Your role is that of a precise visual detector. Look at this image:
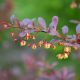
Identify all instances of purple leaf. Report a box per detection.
[72,35,76,40]
[62,25,68,34]
[19,31,26,37]
[48,27,57,36]
[20,22,24,27]
[24,29,29,33]
[28,24,33,28]
[24,29,35,33]
[15,19,20,27]
[50,16,58,30]
[10,15,15,24]
[22,19,33,27]
[50,39,60,44]
[76,24,80,34]
[38,17,46,29]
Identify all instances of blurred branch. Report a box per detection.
[0,0,13,21]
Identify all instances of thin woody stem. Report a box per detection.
[0,21,78,48]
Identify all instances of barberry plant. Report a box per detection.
[0,15,80,59]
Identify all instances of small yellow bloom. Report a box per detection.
[53,45,56,50]
[32,35,36,40]
[63,53,69,59]
[44,43,51,49]
[57,54,64,59]
[32,44,37,49]
[20,40,26,46]
[64,46,71,53]
[38,40,44,47]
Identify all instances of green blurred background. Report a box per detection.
[0,0,80,80]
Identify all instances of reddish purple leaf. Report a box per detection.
[38,17,46,29]
[22,18,33,28]
[50,16,58,30]
[19,31,26,37]
[62,25,68,34]
[48,27,57,36]
[76,24,80,34]
[10,15,15,24]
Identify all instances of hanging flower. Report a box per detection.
[26,33,31,40]
[64,46,71,53]
[32,44,37,49]
[27,43,32,47]
[58,41,65,46]
[44,42,51,49]
[20,40,26,46]
[32,35,36,40]
[53,45,56,50]
[63,53,69,59]
[57,54,64,59]
[38,40,44,47]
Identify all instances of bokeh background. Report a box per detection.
[0,0,80,80]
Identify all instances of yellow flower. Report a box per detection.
[20,40,26,46]
[44,43,51,49]
[64,46,71,53]
[57,54,64,59]
[32,44,37,49]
